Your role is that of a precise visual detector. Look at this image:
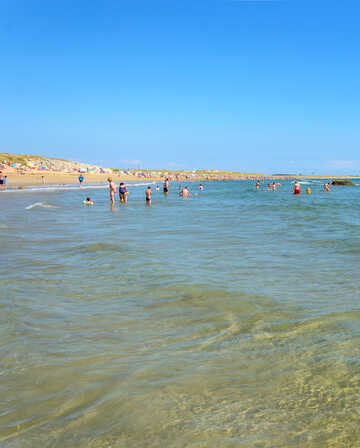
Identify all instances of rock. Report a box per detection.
[331,180,355,186]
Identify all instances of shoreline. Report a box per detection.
[2,171,360,189]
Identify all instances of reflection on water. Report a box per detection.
[1,180,360,447]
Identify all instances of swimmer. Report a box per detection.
[324,182,331,192]
[146,186,152,204]
[272,182,277,191]
[199,184,204,191]
[119,182,128,203]
[108,177,116,205]
[83,197,93,205]
[163,177,169,194]
[155,185,160,191]
[293,180,301,195]
[306,187,311,195]
[256,180,260,190]
[181,186,190,198]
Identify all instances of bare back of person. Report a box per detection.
[182,187,190,198]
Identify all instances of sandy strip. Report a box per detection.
[1,172,160,188]
[2,170,360,189]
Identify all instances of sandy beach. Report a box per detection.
[1,154,359,189]
[3,170,360,189]
[2,171,152,188]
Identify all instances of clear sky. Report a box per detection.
[1,0,359,174]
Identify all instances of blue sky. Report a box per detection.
[1,0,359,173]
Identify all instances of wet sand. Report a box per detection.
[2,172,157,188]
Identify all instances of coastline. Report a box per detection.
[2,171,360,189]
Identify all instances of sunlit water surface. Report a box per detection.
[1,180,360,447]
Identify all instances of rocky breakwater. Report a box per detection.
[331,180,355,186]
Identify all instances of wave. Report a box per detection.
[1,181,155,194]
[25,202,59,210]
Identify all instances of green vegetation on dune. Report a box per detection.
[112,167,265,177]
[2,152,264,176]
[0,153,68,164]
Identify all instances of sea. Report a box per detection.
[1,179,360,448]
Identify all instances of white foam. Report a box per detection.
[25,202,59,210]
[1,181,155,194]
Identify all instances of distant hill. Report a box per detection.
[0,152,66,165]
[0,152,101,171]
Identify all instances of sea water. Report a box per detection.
[1,180,360,447]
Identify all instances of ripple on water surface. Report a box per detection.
[1,181,360,447]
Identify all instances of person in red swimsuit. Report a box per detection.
[293,180,301,195]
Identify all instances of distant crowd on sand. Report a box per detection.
[255,179,331,194]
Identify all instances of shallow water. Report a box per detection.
[1,180,360,447]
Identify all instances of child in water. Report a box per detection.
[83,197,93,205]
[119,182,128,203]
[146,186,152,204]
[293,180,301,195]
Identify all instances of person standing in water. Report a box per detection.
[180,186,190,198]
[119,182,128,203]
[163,177,169,194]
[108,178,116,205]
[146,186,152,204]
[199,184,204,191]
[272,182,277,191]
[294,180,301,195]
[183,186,190,198]
[256,180,260,190]
[324,182,331,192]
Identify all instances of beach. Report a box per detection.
[2,171,134,188]
[2,151,360,189]
[3,168,360,190]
